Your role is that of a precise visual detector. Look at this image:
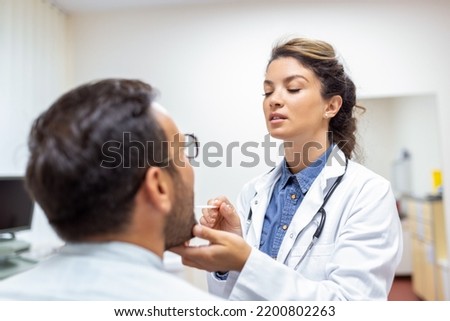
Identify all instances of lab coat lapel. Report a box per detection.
[246,164,282,248]
[277,147,347,264]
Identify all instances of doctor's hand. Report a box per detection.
[200,196,242,236]
[170,224,251,272]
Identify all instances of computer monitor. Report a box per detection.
[0,177,37,277]
[0,177,34,238]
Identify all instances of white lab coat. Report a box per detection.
[207,148,403,300]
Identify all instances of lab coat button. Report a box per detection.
[290,233,294,238]
[254,200,258,205]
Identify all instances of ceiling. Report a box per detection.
[51,0,404,14]
[51,0,249,13]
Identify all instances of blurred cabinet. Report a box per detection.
[395,218,412,275]
[407,196,448,300]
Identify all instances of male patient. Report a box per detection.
[0,79,216,300]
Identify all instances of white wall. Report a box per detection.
[357,98,396,180]
[392,96,442,196]
[0,0,68,250]
[359,95,441,198]
[0,0,69,174]
[68,0,450,259]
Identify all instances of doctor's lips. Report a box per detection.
[269,112,287,123]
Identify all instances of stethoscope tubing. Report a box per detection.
[246,158,348,270]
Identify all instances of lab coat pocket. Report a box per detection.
[286,243,335,280]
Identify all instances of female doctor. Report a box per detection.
[172,37,403,300]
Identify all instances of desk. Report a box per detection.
[0,256,37,280]
[0,239,37,280]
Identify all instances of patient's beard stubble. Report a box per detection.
[164,179,196,249]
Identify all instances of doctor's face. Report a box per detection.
[263,57,329,143]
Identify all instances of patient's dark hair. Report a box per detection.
[26,79,171,241]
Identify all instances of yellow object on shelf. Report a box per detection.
[432,169,442,194]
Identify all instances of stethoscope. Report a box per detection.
[245,158,348,270]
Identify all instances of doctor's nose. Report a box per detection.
[269,91,284,109]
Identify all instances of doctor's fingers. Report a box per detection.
[202,207,242,236]
[200,198,223,224]
[201,197,230,227]
[174,247,223,272]
[174,242,249,272]
[190,224,244,252]
[201,206,220,226]
[218,202,239,222]
[207,197,239,223]
[192,224,224,243]
[180,256,208,271]
[169,247,216,271]
[207,196,234,214]
[193,225,250,270]
[212,196,234,209]
[199,214,222,229]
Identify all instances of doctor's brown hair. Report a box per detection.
[268,37,364,159]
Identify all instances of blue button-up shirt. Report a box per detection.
[259,148,331,258]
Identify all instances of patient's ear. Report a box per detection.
[142,167,172,214]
